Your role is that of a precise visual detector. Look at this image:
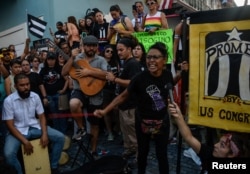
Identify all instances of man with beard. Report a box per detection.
[62,35,107,159]
[2,73,65,174]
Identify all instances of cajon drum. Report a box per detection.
[22,139,51,174]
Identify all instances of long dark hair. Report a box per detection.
[109,4,124,15]
[136,42,147,66]
[101,45,119,67]
[44,52,60,70]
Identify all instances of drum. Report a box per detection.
[21,139,51,174]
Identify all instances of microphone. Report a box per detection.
[107,65,111,85]
[167,83,174,104]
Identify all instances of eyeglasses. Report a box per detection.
[146,55,163,60]
[146,1,156,6]
[105,49,113,54]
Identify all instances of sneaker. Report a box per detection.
[72,128,86,140]
[107,133,114,141]
[122,149,136,159]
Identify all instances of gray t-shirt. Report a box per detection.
[72,53,107,105]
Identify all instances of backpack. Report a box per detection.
[115,16,129,43]
[120,16,128,31]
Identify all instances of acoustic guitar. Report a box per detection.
[45,38,106,96]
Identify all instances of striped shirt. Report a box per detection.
[144,11,161,31]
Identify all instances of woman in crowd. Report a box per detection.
[101,45,120,141]
[78,18,88,37]
[132,42,147,71]
[107,5,134,49]
[66,16,80,49]
[94,42,173,174]
[92,10,110,53]
[138,0,168,33]
[57,54,66,67]
[85,16,94,35]
[30,54,41,73]
[168,102,250,173]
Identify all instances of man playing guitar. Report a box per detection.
[62,35,107,158]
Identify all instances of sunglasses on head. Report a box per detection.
[146,1,156,6]
[105,49,113,54]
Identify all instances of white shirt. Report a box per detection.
[2,91,44,135]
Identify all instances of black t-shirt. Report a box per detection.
[54,30,67,46]
[39,66,65,95]
[104,62,119,91]
[118,58,141,110]
[127,70,174,120]
[92,22,109,43]
[27,72,43,97]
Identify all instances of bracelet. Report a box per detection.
[174,34,180,39]
[43,96,48,99]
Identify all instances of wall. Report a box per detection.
[0,0,140,49]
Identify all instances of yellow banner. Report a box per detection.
[133,29,173,64]
[189,18,250,133]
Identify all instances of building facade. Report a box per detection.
[0,0,230,55]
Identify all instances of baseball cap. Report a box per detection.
[82,35,98,45]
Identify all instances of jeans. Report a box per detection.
[4,126,65,174]
[48,94,68,134]
[135,116,170,174]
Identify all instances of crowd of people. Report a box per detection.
[0,0,249,174]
